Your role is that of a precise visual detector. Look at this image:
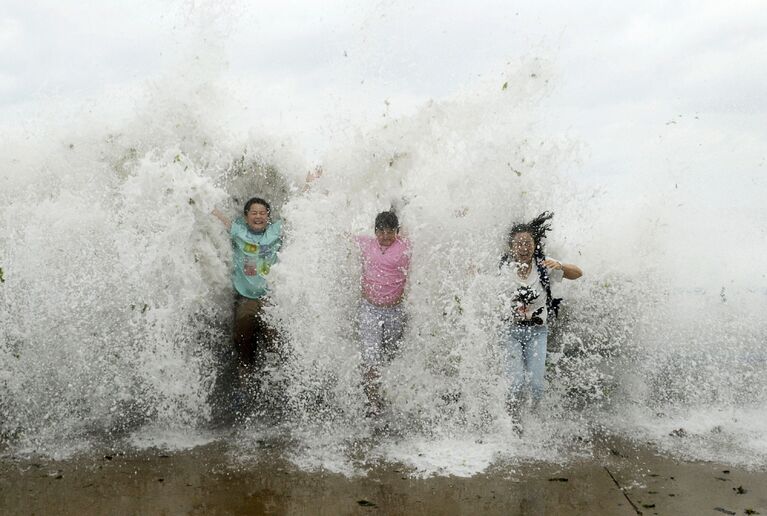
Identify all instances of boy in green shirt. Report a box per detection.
[213,197,281,370]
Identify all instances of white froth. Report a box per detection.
[1,52,766,477]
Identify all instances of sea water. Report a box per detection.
[1,54,766,475]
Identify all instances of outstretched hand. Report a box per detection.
[544,258,583,280]
[302,166,324,192]
[543,258,564,271]
[306,166,323,183]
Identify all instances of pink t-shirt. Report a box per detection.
[356,235,411,306]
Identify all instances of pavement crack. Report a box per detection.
[604,466,643,515]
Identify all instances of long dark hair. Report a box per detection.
[501,211,554,265]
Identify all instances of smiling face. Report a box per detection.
[509,231,535,264]
[375,227,398,248]
[245,202,270,232]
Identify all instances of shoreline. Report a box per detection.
[2,437,766,515]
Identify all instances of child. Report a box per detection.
[213,198,281,372]
[499,212,582,415]
[355,211,411,416]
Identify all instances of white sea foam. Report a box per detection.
[1,46,766,475]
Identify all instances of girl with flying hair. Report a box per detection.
[499,211,582,417]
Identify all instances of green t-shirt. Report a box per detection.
[230,218,283,299]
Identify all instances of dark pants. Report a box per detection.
[233,296,278,367]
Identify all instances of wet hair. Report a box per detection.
[502,211,554,263]
[243,197,271,216]
[374,211,399,231]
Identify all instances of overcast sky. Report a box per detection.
[2,1,765,204]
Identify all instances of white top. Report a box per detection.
[499,258,563,325]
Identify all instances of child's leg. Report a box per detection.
[357,300,385,415]
[233,297,263,367]
[358,300,384,365]
[380,304,406,361]
[500,325,526,409]
[521,326,548,405]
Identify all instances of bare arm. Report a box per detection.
[211,208,232,231]
[543,258,583,280]
[561,263,583,280]
[302,166,323,192]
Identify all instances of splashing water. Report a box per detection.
[1,57,766,474]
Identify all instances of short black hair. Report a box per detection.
[374,211,399,231]
[243,197,271,215]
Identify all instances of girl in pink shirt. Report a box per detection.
[355,211,411,416]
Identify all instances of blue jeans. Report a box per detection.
[500,324,548,403]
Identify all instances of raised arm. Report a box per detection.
[211,207,232,231]
[302,166,323,192]
[543,258,582,280]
